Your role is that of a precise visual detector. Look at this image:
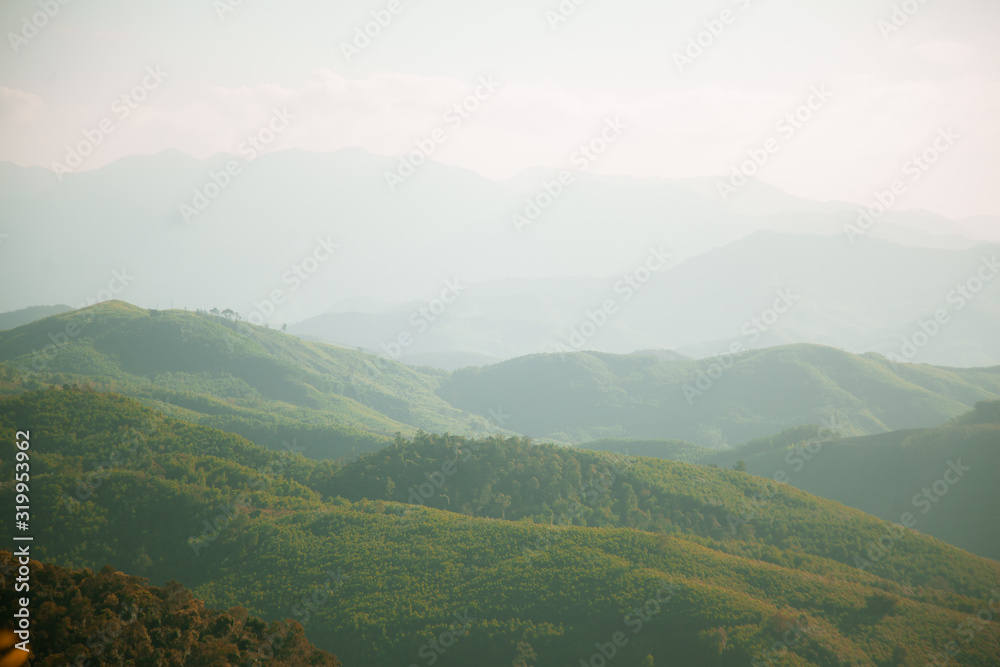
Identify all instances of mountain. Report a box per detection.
[0,302,502,459]
[0,305,73,331]
[2,149,998,341]
[582,400,1000,562]
[290,233,1000,368]
[2,388,999,666]
[4,304,1000,454]
[713,400,1000,561]
[439,345,1000,447]
[0,551,341,666]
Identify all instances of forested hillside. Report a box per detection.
[440,346,1000,446]
[0,551,341,666]
[2,388,999,666]
[4,304,999,457]
[581,401,1000,561]
[0,302,502,459]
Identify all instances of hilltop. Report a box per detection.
[0,302,501,459]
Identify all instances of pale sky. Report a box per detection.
[2,0,999,218]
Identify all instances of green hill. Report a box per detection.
[0,551,341,666]
[4,304,999,458]
[2,388,999,666]
[0,302,501,459]
[692,400,1000,562]
[439,346,1000,447]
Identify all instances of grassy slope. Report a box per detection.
[702,401,1000,562]
[439,346,1000,446]
[2,389,998,666]
[0,302,499,458]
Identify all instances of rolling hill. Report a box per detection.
[2,388,999,666]
[440,345,1000,447]
[3,303,999,455]
[581,400,1000,562]
[0,301,503,459]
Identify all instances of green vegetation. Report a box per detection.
[4,304,1000,459]
[2,388,999,666]
[697,401,1000,562]
[0,550,341,666]
[581,402,1000,562]
[578,438,714,463]
[0,302,503,459]
[440,347,1000,446]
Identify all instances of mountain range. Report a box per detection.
[2,387,999,666]
[2,150,998,367]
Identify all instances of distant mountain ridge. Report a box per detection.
[0,305,72,331]
[1,303,998,453]
[2,148,997,341]
[290,232,1000,368]
[439,345,1000,447]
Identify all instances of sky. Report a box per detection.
[1,0,999,218]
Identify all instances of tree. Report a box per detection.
[512,641,537,667]
[733,460,747,472]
